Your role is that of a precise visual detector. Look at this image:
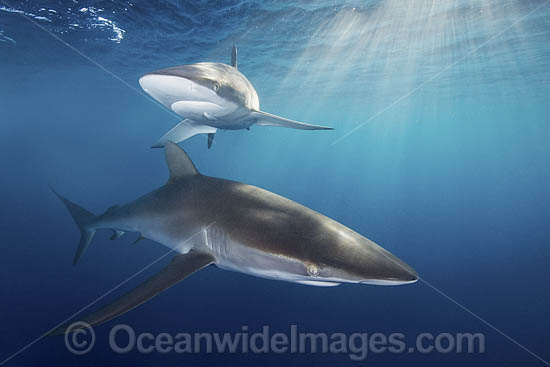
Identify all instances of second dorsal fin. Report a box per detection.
[231,45,237,69]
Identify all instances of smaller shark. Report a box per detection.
[139,46,333,148]
[50,143,417,334]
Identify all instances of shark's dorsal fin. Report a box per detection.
[231,45,237,69]
[165,142,199,182]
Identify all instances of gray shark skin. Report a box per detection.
[139,46,333,148]
[50,143,417,334]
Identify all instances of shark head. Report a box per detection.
[139,62,260,114]
[303,220,419,286]
[219,185,419,287]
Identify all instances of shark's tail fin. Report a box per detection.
[53,190,97,265]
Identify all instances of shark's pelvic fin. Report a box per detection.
[52,190,97,265]
[165,141,200,181]
[49,250,215,335]
[207,133,215,149]
[251,110,333,130]
[231,45,237,69]
[152,119,217,148]
[110,230,125,240]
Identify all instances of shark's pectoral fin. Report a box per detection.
[49,250,215,335]
[152,119,216,148]
[152,119,217,148]
[251,110,333,130]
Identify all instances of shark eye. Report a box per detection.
[213,82,220,92]
[307,264,319,277]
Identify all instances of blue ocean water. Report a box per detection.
[1,0,550,365]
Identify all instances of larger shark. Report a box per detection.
[51,143,417,334]
[139,46,333,148]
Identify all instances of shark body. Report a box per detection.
[139,46,332,148]
[52,143,417,334]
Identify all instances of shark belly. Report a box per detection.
[171,101,252,130]
[140,73,250,129]
[205,107,255,130]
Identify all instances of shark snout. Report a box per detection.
[138,74,154,94]
[139,71,213,110]
[138,73,188,93]
[365,269,419,285]
[362,249,419,285]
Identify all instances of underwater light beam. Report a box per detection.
[331,0,550,146]
[369,220,550,365]
[419,278,550,366]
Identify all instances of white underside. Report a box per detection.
[139,74,250,129]
[295,280,342,287]
[147,225,413,287]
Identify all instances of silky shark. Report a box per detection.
[51,143,417,334]
[139,46,333,148]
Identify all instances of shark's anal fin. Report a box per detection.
[231,45,237,69]
[49,250,215,335]
[133,234,146,245]
[251,110,333,130]
[152,119,217,148]
[110,230,125,240]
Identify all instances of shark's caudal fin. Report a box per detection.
[251,110,333,130]
[48,143,214,334]
[152,119,217,148]
[49,250,215,335]
[53,190,98,265]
